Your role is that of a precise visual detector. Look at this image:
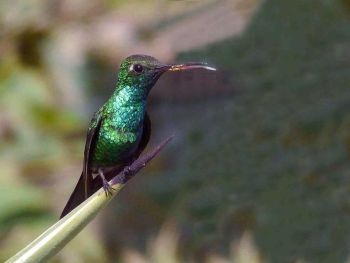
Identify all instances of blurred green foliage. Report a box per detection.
[176,0,350,262]
[105,0,350,262]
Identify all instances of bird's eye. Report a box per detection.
[130,64,144,74]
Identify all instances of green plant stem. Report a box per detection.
[6,136,173,263]
[6,185,122,263]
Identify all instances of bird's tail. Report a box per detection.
[60,172,88,219]
[60,166,123,219]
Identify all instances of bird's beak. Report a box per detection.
[156,62,216,72]
[168,62,216,72]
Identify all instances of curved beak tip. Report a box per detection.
[168,63,217,72]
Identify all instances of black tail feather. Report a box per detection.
[60,166,124,219]
[60,172,88,219]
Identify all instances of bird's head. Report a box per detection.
[117,54,216,95]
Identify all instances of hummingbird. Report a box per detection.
[60,54,216,218]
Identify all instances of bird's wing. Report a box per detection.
[60,111,103,219]
[136,111,151,156]
[83,112,103,198]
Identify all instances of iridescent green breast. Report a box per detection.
[90,86,146,168]
[91,125,142,167]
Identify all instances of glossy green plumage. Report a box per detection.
[90,86,146,167]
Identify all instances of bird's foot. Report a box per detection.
[98,169,115,197]
[102,181,114,197]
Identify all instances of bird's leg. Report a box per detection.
[98,168,114,196]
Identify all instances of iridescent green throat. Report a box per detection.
[106,84,146,131]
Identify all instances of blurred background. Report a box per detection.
[1,0,350,262]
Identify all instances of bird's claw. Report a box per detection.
[98,168,115,197]
[102,181,115,197]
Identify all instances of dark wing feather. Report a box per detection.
[60,113,103,219]
[136,111,151,156]
[83,113,103,198]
